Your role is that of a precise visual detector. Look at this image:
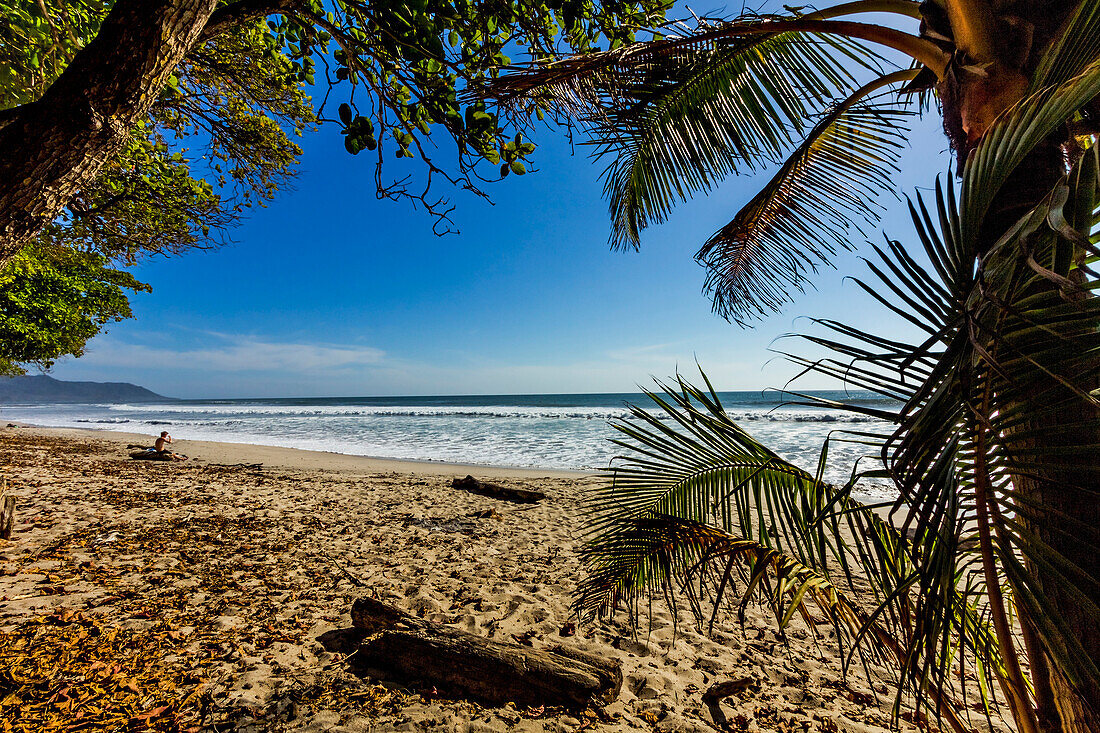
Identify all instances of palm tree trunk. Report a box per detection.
[976,137,1100,733]
[1012,395,1100,733]
[936,0,1100,721]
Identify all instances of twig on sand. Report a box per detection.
[324,552,368,587]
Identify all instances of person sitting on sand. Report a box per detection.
[152,431,186,460]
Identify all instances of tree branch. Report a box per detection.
[199,0,303,42]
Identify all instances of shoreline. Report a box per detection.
[4,423,592,479]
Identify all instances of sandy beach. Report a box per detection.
[0,426,1003,732]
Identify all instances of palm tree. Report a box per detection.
[480,1,1100,731]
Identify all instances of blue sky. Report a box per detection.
[49,23,956,398]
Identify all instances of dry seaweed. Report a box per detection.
[0,609,203,732]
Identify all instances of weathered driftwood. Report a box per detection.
[129,450,175,461]
[351,597,619,708]
[451,475,545,504]
[0,490,14,540]
[702,678,756,727]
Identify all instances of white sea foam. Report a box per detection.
[0,394,896,497]
[102,402,878,423]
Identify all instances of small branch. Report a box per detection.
[34,0,62,58]
[324,552,368,587]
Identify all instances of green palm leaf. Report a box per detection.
[778,137,1100,732]
[580,371,1006,731]
[961,57,1100,253]
[1030,0,1100,90]
[484,15,901,252]
[698,69,916,324]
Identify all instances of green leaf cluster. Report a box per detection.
[303,0,670,188]
[0,2,314,369]
[0,244,149,375]
[0,0,668,367]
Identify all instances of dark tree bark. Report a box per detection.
[452,475,547,503]
[0,0,303,264]
[0,491,15,540]
[947,94,1100,733]
[930,2,1100,728]
[0,0,220,261]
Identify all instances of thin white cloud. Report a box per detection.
[604,342,682,362]
[79,336,385,373]
[51,332,826,398]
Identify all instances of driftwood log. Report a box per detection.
[351,597,620,708]
[0,490,14,540]
[129,450,173,461]
[451,475,545,504]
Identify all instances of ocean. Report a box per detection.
[0,391,897,497]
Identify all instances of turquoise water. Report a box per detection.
[1,391,895,495]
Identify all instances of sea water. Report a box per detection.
[0,391,897,498]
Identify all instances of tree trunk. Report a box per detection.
[973,139,1100,733]
[933,0,1100,725]
[1008,313,1100,732]
[0,0,220,264]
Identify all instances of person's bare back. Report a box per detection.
[154,431,172,452]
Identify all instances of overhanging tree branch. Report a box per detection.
[0,0,222,261]
[199,0,303,42]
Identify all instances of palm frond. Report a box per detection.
[1030,0,1100,90]
[580,371,1010,729]
[487,13,901,251]
[779,138,1100,732]
[591,28,885,251]
[697,69,916,324]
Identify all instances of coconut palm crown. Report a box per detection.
[484,0,1097,324]
[479,1,1100,732]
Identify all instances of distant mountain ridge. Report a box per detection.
[0,375,168,403]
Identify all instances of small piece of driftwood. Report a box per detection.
[451,475,545,504]
[1,491,15,540]
[702,677,757,727]
[351,597,619,708]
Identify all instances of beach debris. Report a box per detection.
[0,608,204,732]
[325,551,369,587]
[405,516,482,534]
[94,530,122,545]
[128,450,188,461]
[702,678,758,729]
[350,597,622,708]
[451,475,546,504]
[1,485,15,540]
[703,677,757,703]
